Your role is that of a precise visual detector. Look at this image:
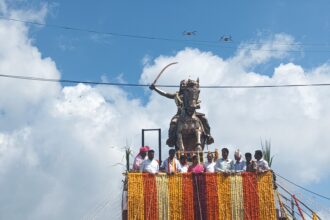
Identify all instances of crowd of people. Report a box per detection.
[132,146,270,174]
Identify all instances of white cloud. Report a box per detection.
[0,2,329,220]
[230,33,298,69]
[318,210,330,219]
[9,3,48,24]
[140,46,330,185]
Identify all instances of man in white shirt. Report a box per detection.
[215,148,233,173]
[179,155,189,173]
[232,149,246,172]
[160,149,181,174]
[254,150,270,172]
[140,150,159,174]
[204,152,216,173]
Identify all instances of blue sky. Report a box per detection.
[1,0,330,219]
[32,1,330,80]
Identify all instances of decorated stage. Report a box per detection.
[127,171,276,220]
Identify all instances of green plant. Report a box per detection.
[261,139,274,167]
[125,147,132,172]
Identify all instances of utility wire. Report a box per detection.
[1,16,330,52]
[277,178,326,219]
[3,73,330,89]
[0,73,148,87]
[275,172,330,201]
[282,203,313,219]
[278,191,315,220]
[277,184,321,217]
[295,190,330,216]
[0,17,214,45]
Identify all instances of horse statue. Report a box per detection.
[149,63,214,153]
[176,78,214,152]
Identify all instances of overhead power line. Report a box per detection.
[0,74,147,87]
[3,73,330,89]
[275,172,330,201]
[1,16,330,52]
[277,184,320,215]
[0,17,226,46]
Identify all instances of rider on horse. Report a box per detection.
[149,79,214,149]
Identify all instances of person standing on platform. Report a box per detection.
[179,155,189,173]
[215,148,233,173]
[188,155,205,173]
[245,152,257,172]
[160,149,181,174]
[132,146,149,171]
[254,150,270,172]
[204,152,216,173]
[140,150,159,174]
[232,149,246,172]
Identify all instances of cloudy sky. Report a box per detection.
[1,0,330,219]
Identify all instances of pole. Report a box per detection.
[142,129,145,147]
[293,195,306,220]
[158,129,162,165]
[141,128,162,164]
[291,196,295,220]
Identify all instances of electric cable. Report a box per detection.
[275,172,330,201]
[277,183,323,219]
[1,16,330,53]
[3,73,330,89]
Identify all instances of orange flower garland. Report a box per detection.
[205,173,219,220]
[142,173,158,220]
[192,174,207,220]
[127,172,277,220]
[242,172,259,220]
[257,171,277,220]
[182,173,195,220]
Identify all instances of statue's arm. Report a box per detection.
[149,84,175,99]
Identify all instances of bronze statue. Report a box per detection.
[149,63,214,152]
[149,80,187,147]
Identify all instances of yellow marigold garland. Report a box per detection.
[257,171,277,220]
[275,190,289,220]
[217,174,232,220]
[230,174,244,220]
[127,173,144,220]
[156,174,169,220]
[168,174,183,220]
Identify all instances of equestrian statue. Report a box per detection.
[149,63,214,153]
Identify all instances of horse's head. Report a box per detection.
[183,79,200,116]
